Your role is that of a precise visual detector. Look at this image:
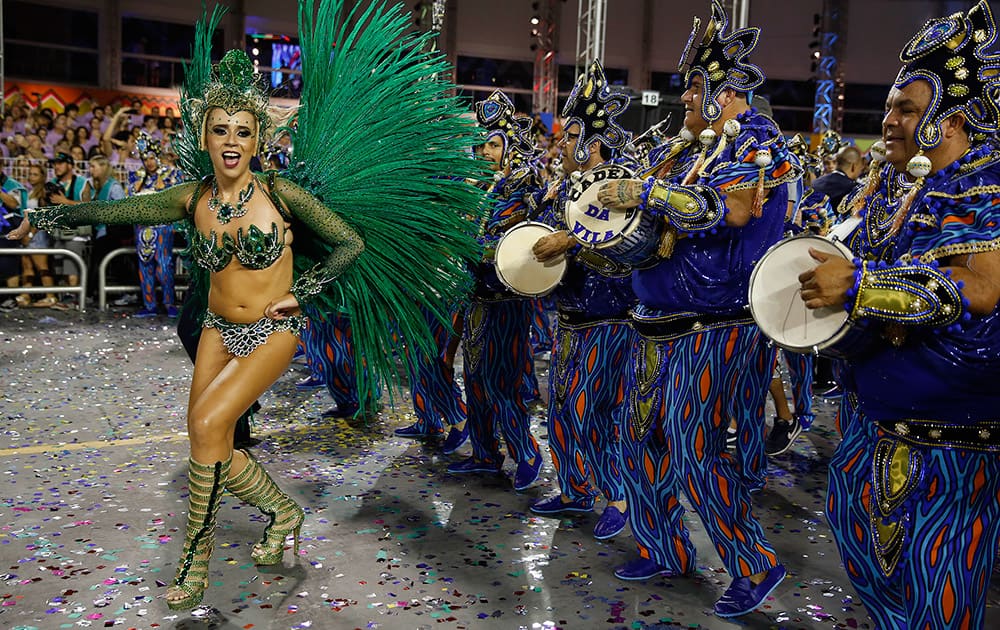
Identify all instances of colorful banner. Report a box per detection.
[4,82,180,117]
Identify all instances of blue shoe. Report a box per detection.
[292,347,305,360]
[296,375,325,390]
[593,506,627,540]
[513,457,542,491]
[713,564,787,618]
[441,425,469,454]
[820,385,843,399]
[165,305,179,318]
[614,557,683,581]
[133,308,157,319]
[530,494,594,515]
[447,456,502,474]
[394,423,442,438]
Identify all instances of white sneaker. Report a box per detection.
[112,294,139,306]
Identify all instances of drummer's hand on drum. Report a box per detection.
[533,231,574,262]
[597,179,644,210]
[798,248,857,310]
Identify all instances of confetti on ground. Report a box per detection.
[0,310,995,629]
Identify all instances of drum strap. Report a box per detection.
[558,310,631,330]
[875,419,1000,452]
[631,311,753,341]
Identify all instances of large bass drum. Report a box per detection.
[564,163,664,267]
[494,222,567,297]
[748,234,869,358]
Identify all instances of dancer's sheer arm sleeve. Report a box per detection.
[28,182,196,231]
[273,177,365,305]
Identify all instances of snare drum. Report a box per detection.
[748,234,870,358]
[564,163,664,267]
[494,222,567,297]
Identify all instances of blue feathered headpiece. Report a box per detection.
[474,90,535,167]
[895,0,1000,149]
[561,60,631,164]
[677,0,765,123]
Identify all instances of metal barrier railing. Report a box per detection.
[0,247,87,310]
[98,247,187,311]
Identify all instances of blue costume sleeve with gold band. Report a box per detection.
[905,149,1000,264]
[845,143,1000,329]
[702,112,798,193]
[638,110,798,235]
[849,260,964,326]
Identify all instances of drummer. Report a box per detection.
[446,90,544,492]
[527,60,637,541]
[798,2,1000,626]
[595,0,798,617]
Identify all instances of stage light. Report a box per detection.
[530,16,539,25]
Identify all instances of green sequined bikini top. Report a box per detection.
[188,174,292,273]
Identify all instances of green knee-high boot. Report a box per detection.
[167,456,231,610]
[226,450,304,565]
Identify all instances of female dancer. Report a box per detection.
[10,0,486,610]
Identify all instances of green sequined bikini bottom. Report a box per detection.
[203,310,305,357]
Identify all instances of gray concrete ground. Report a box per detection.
[0,309,997,630]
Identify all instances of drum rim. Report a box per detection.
[748,234,854,353]
[495,221,568,297]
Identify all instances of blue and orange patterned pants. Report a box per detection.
[730,335,774,491]
[403,308,467,434]
[301,312,359,408]
[547,319,631,503]
[622,325,780,576]
[462,300,540,466]
[135,225,174,310]
[826,410,1000,629]
[781,349,815,427]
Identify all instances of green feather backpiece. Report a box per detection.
[289,0,488,405]
[177,1,487,407]
[177,2,223,182]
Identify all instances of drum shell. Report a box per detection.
[596,209,664,268]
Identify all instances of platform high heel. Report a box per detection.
[166,456,231,610]
[226,450,304,565]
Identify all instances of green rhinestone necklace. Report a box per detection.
[209,179,255,224]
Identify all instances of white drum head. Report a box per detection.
[564,163,634,247]
[495,222,567,297]
[748,235,853,352]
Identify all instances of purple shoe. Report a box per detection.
[713,564,787,618]
[447,456,502,474]
[133,308,157,319]
[513,457,542,491]
[394,423,439,438]
[593,506,627,540]
[530,494,594,515]
[165,305,179,318]
[614,557,682,581]
[441,425,469,454]
[296,375,325,390]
